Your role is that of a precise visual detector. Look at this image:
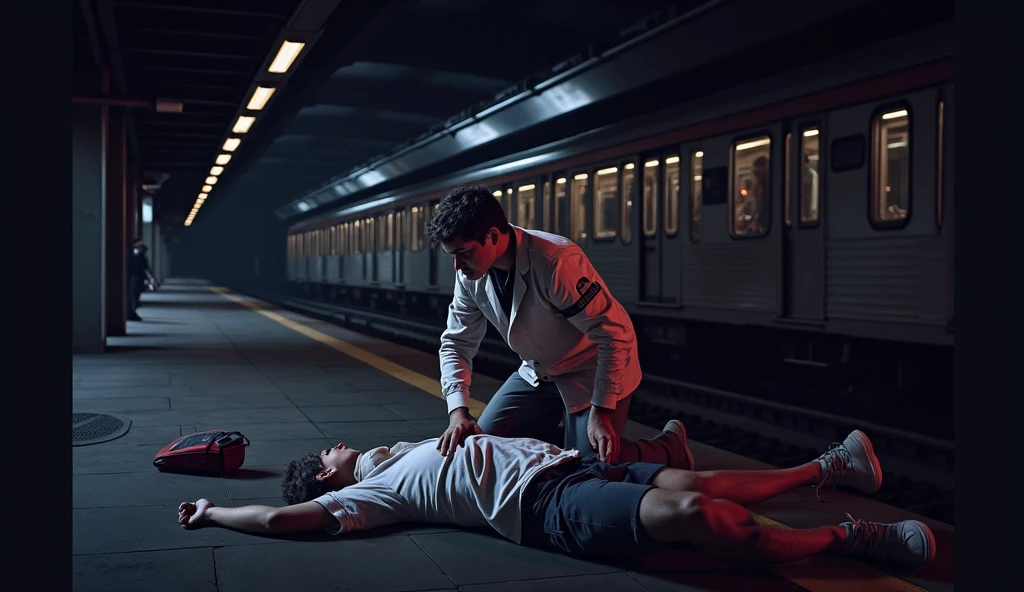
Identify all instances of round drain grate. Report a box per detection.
[73,412,132,446]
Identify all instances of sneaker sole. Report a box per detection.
[847,430,883,493]
[905,520,938,565]
[664,420,696,471]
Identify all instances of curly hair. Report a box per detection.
[426,184,509,247]
[281,453,330,505]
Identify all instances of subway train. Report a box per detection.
[284,30,954,423]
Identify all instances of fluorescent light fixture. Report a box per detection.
[233,116,255,133]
[492,190,502,197]
[803,129,820,137]
[223,138,241,151]
[645,160,659,168]
[597,167,617,175]
[215,154,232,165]
[736,138,771,151]
[198,193,208,200]
[574,173,588,180]
[882,109,908,120]
[210,166,224,176]
[142,200,153,223]
[247,86,276,110]
[665,156,680,164]
[519,184,536,191]
[202,185,213,193]
[695,151,704,158]
[268,41,305,74]
[206,176,218,185]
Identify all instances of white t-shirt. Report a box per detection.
[313,435,579,543]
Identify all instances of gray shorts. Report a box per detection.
[521,453,666,556]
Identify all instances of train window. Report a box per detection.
[410,206,423,251]
[690,151,703,242]
[542,181,552,232]
[871,108,910,226]
[664,155,680,236]
[937,100,945,227]
[330,226,336,256]
[571,173,588,243]
[784,133,792,227]
[621,163,635,244]
[505,188,513,220]
[517,184,536,229]
[643,159,659,237]
[730,136,770,238]
[554,178,568,237]
[801,128,821,225]
[594,167,618,240]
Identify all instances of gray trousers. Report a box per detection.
[476,372,679,465]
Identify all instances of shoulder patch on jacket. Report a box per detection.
[561,277,602,318]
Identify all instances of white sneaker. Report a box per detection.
[662,420,696,471]
[841,514,937,565]
[815,430,883,500]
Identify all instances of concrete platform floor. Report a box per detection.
[72,279,954,592]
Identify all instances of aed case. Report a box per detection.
[153,430,249,475]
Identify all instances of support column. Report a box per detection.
[126,162,138,245]
[105,106,127,336]
[72,102,107,353]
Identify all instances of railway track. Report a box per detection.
[268,293,954,525]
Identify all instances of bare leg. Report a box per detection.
[639,489,846,565]
[651,462,822,506]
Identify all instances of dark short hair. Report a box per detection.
[426,184,509,247]
[281,453,330,505]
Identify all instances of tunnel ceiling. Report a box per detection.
[74,0,695,230]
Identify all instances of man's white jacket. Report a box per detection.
[439,226,642,415]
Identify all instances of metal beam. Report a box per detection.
[120,27,265,41]
[121,47,263,61]
[112,1,289,20]
[93,0,141,162]
[77,0,104,66]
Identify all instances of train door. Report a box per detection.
[781,118,825,320]
[638,152,682,304]
[366,216,377,283]
[394,209,405,285]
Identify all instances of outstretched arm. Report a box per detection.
[178,498,335,535]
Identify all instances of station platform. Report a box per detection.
[72,279,955,592]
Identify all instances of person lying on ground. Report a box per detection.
[176,421,935,566]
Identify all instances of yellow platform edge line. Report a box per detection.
[210,285,926,592]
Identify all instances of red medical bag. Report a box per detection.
[153,430,249,475]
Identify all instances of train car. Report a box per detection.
[285,26,953,406]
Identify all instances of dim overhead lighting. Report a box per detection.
[216,154,232,165]
[268,40,305,74]
[736,138,771,151]
[233,116,255,134]
[206,176,218,185]
[202,184,213,193]
[198,193,208,200]
[210,166,224,176]
[247,86,276,110]
[223,138,241,152]
[492,190,502,197]
[803,129,820,137]
[882,109,908,120]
